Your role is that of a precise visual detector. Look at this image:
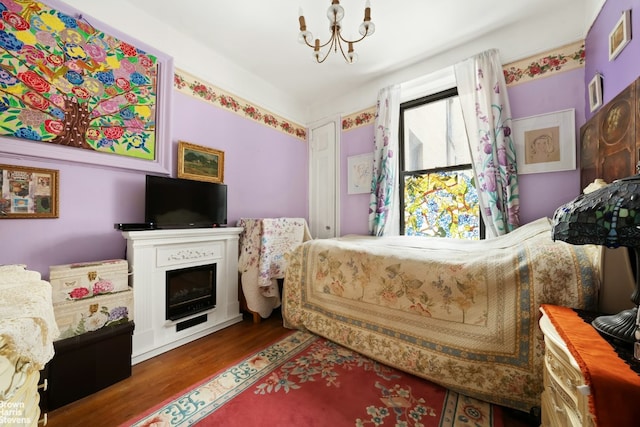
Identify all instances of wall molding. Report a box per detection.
[174,69,307,141]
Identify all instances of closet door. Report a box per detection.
[308,120,339,239]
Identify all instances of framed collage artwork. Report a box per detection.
[0,164,59,218]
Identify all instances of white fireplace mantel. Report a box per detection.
[122,227,243,364]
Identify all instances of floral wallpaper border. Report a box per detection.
[341,40,585,132]
[503,40,584,86]
[174,69,306,141]
[341,107,377,132]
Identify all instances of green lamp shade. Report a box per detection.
[552,174,640,344]
[552,175,640,248]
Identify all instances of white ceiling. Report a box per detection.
[62,0,598,123]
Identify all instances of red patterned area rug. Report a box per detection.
[123,331,505,427]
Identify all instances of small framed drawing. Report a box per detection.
[0,164,59,218]
[609,10,631,61]
[177,141,225,183]
[512,109,576,175]
[347,152,373,194]
[588,73,603,112]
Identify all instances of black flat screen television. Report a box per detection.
[145,175,227,229]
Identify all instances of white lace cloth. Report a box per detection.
[0,265,59,369]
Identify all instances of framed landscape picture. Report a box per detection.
[0,164,59,218]
[177,141,224,183]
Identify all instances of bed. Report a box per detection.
[282,217,601,413]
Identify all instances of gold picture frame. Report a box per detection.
[609,10,631,61]
[177,141,225,183]
[0,164,59,218]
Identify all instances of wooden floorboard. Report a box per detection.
[45,312,289,427]
[44,309,535,427]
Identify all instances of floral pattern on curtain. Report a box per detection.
[454,49,520,236]
[368,85,400,236]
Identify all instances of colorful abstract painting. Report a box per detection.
[0,0,159,160]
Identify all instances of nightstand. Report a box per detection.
[539,308,594,427]
[539,304,640,427]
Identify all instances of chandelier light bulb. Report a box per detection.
[312,49,325,63]
[327,1,345,23]
[298,30,313,44]
[359,21,375,37]
[347,42,358,64]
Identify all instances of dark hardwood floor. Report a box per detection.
[44,310,537,427]
[45,312,289,427]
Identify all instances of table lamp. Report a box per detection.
[552,175,640,344]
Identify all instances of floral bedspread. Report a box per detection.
[283,217,600,412]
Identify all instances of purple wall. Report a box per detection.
[340,125,374,235]
[585,0,640,121]
[0,92,307,278]
[510,67,586,224]
[173,93,308,223]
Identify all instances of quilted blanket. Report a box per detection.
[238,218,311,318]
[283,217,600,412]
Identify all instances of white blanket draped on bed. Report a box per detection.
[283,217,601,412]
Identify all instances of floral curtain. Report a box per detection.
[368,85,400,236]
[454,49,520,236]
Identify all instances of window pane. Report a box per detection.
[403,169,480,239]
[403,96,470,171]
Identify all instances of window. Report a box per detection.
[399,88,484,239]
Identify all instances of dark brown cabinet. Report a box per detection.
[39,322,134,412]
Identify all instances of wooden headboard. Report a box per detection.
[580,77,639,190]
[580,79,639,313]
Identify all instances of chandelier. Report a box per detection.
[297,0,375,64]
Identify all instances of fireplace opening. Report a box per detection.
[166,263,216,321]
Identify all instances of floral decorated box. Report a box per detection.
[53,287,133,340]
[49,259,129,304]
